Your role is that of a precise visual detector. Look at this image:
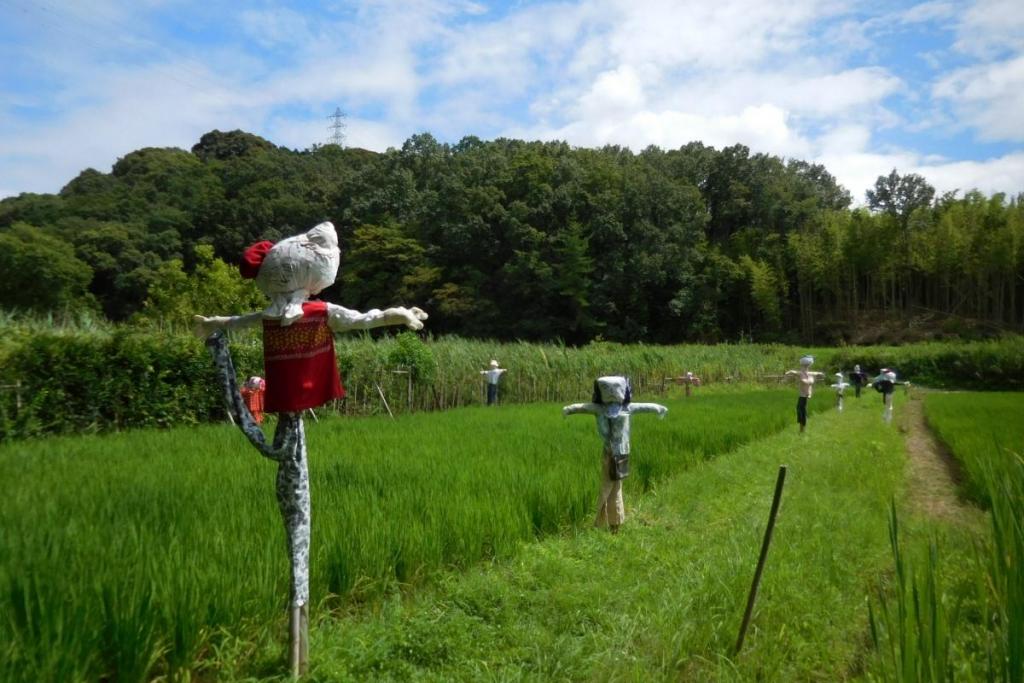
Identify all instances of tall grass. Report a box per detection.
[2,306,1022,440]
[869,392,1024,682]
[333,335,1024,414]
[0,390,825,682]
[868,505,956,682]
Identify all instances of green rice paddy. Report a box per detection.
[2,386,1020,681]
[0,389,825,682]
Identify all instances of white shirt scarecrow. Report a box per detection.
[562,376,667,532]
[830,372,850,412]
[479,359,507,405]
[193,221,426,675]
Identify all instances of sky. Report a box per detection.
[1,0,1022,203]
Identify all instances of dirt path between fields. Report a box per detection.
[900,394,980,525]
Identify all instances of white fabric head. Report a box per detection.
[489,359,499,368]
[885,371,897,381]
[799,355,814,367]
[254,221,340,324]
[596,376,629,405]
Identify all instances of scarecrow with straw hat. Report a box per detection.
[480,359,507,406]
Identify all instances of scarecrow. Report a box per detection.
[784,355,826,433]
[193,221,427,676]
[830,372,850,412]
[848,364,869,398]
[872,369,898,424]
[671,371,702,397]
[479,359,507,405]
[562,376,667,533]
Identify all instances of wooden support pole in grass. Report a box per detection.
[288,605,309,678]
[735,465,787,655]
[375,382,394,418]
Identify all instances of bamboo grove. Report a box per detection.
[1,131,1022,343]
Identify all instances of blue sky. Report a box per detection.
[1,0,1022,202]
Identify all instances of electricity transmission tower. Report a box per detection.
[327,107,347,147]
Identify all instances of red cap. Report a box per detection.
[240,241,273,279]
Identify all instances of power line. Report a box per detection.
[4,0,233,98]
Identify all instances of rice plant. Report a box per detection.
[0,390,823,682]
[869,392,1024,682]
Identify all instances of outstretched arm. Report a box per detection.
[204,331,298,462]
[193,312,264,337]
[562,402,602,416]
[629,402,668,418]
[327,304,428,333]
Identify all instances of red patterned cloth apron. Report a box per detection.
[263,301,345,412]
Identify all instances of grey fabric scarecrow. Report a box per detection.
[563,376,667,532]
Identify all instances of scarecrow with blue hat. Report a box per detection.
[562,376,667,533]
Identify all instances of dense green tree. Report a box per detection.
[339,222,438,310]
[0,223,96,313]
[866,169,936,222]
[135,244,264,327]
[191,129,278,162]
[1,129,1020,341]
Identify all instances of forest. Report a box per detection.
[1,129,1021,344]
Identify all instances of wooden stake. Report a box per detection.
[299,604,309,676]
[289,605,302,678]
[735,465,787,655]
[374,382,394,418]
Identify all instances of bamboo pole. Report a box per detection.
[375,382,394,419]
[735,465,788,655]
[288,604,309,677]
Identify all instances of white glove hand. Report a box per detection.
[403,307,429,330]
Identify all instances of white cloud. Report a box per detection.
[240,8,314,48]
[933,54,1024,142]
[433,1,594,92]
[599,0,832,71]
[954,0,1024,57]
[576,66,647,119]
[517,103,812,160]
[915,153,1024,197]
[2,0,1023,203]
[899,1,957,25]
[656,67,902,119]
[0,56,256,194]
[819,148,1024,204]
